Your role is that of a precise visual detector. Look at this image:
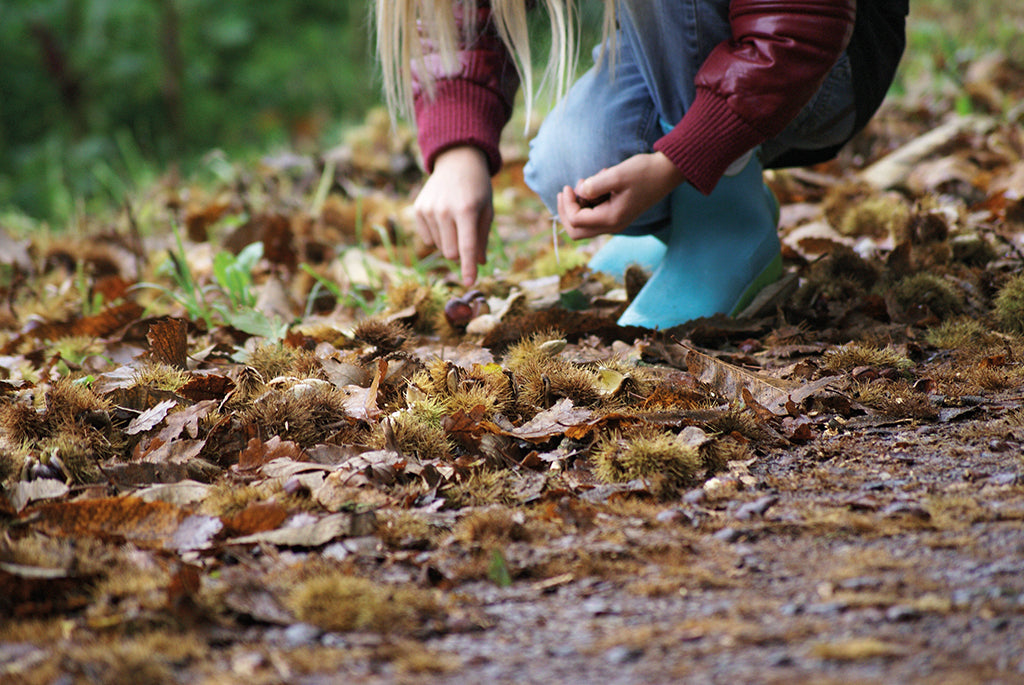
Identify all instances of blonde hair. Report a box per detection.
[375,0,617,126]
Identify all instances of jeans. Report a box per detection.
[523,0,855,233]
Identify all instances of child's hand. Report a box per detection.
[557,152,685,239]
[413,146,493,286]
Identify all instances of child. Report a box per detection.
[375,0,908,329]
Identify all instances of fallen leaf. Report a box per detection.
[237,436,305,471]
[223,501,289,536]
[169,515,224,552]
[683,344,798,414]
[135,480,212,506]
[126,398,178,435]
[6,479,70,513]
[148,318,189,369]
[177,374,235,403]
[27,496,189,548]
[224,511,376,547]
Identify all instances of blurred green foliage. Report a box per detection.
[0,0,376,223]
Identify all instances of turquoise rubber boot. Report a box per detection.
[616,154,782,329]
[587,230,669,277]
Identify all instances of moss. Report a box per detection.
[287,572,442,634]
[890,272,964,318]
[591,427,704,497]
[386,281,447,334]
[351,316,410,354]
[925,317,999,351]
[854,379,937,420]
[443,468,519,508]
[823,343,913,372]
[452,506,531,547]
[129,362,190,393]
[245,341,303,380]
[368,408,451,461]
[839,194,911,240]
[240,382,357,447]
[993,273,1024,333]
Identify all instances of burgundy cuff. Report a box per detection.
[653,89,768,195]
[415,79,512,176]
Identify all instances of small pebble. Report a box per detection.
[735,495,779,520]
[713,527,741,543]
[885,605,922,622]
[604,645,643,665]
[682,488,706,505]
[989,472,1020,487]
[283,623,322,648]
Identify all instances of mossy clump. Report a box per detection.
[854,379,937,420]
[241,382,359,447]
[352,317,410,355]
[591,427,704,497]
[377,511,444,550]
[368,406,452,461]
[950,233,998,266]
[442,468,519,508]
[792,245,880,310]
[245,342,304,381]
[130,361,190,393]
[821,181,874,232]
[504,331,602,412]
[0,399,46,444]
[993,273,1024,334]
[838,194,911,240]
[409,358,515,418]
[451,506,532,547]
[823,343,913,373]
[287,572,443,634]
[925,317,999,351]
[386,281,446,334]
[44,377,111,427]
[890,272,964,318]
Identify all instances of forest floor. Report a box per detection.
[3,55,1024,684]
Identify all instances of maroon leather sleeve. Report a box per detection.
[413,5,520,175]
[655,0,856,194]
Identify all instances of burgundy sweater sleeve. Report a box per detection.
[654,0,856,194]
[413,6,520,175]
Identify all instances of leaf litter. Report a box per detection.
[4,79,1024,685]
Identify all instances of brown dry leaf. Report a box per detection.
[224,511,376,547]
[342,357,386,421]
[169,515,224,552]
[6,479,70,513]
[237,435,305,472]
[72,302,146,338]
[126,398,178,435]
[1,302,145,354]
[223,501,289,536]
[258,458,332,480]
[486,398,594,442]
[860,115,995,190]
[683,344,798,414]
[135,481,212,507]
[92,274,132,303]
[157,399,218,442]
[27,496,189,547]
[147,317,189,369]
[321,356,373,387]
[138,437,206,465]
[185,195,233,242]
[178,373,235,403]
